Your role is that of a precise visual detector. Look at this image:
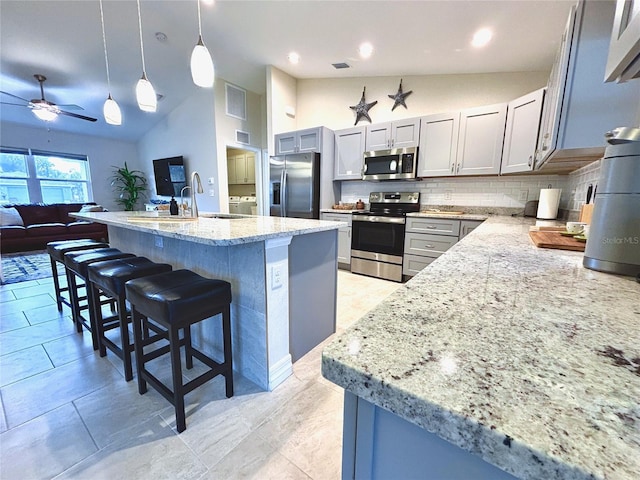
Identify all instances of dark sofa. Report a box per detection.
[0,203,108,253]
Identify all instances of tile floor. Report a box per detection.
[0,268,400,479]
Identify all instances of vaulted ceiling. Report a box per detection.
[0,0,575,142]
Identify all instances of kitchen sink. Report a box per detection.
[127,214,198,222]
[198,213,247,219]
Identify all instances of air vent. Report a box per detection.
[332,62,350,69]
[236,130,250,145]
[226,83,247,120]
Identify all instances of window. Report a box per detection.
[0,148,93,205]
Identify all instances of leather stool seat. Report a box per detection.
[64,248,135,349]
[47,239,109,312]
[87,257,172,381]
[126,269,233,432]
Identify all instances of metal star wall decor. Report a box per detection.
[349,87,377,125]
[388,79,413,111]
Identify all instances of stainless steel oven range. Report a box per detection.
[351,191,420,282]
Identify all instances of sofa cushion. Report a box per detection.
[15,205,61,226]
[26,223,68,237]
[67,221,105,234]
[57,203,98,224]
[1,207,24,226]
[0,225,27,238]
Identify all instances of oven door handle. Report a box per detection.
[352,215,406,224]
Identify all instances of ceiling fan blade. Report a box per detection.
[58,110,97,122]
[0,90,29,103]
[56,103,84,111]
[0,101,29,107]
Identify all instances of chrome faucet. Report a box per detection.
[180,185,191,217]
[190,171,203,217]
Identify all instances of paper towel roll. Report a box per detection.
[537,188,562,219]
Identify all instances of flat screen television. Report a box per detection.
[153,156,187,197]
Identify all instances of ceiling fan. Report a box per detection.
[0,74,97,122]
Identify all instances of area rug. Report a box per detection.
[0,250,53,285]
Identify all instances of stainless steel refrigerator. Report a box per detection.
[269,152,321,219]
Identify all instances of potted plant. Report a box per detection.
[110,162,148,211]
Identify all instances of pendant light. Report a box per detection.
[99,0,121,125]
[135,0,157,112]
[190,0,214,88]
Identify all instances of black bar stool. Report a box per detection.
[64,248,135,349]
[87,257,172,381]
[125,269,234,433]
[47,239,109,312]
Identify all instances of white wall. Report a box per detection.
[295,72,550,131]
[266,66,298,152]
[138,87,219,212]
[0,122,139,211]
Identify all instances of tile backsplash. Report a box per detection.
[341,174,570,211]
[566,160,602,212]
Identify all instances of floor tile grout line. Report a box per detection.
[71,400,100,451]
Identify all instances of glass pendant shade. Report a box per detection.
[136,73,157,112]
[32,108,58,122]
[190,36,214,88]
[103,95,122,125]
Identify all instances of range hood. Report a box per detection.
[534,0,640,174]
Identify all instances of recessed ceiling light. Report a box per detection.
[358,42,374,59]
[471,28,493,48]
[288,52,300,64]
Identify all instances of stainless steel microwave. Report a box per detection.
[362,146,418,181]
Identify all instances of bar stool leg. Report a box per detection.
[66,269,83,333]
[169,325,186,433]
[132,307,148,395]
[50,256,64,312]
[118,295,134,381]
[222,305,234,398]
[184,325,194,370]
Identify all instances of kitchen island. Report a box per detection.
[322,216,639,480]
[74,211,345,391]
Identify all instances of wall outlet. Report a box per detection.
[271,264,283,289]
[209,189,215,197]
[444,190,453,201]
[208,177,215,185]
[518,189,528,202]
[154,236,163,248]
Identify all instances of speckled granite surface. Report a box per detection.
[322,216,640,480]
[73,211,342,246]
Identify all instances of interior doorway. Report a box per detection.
[225,146,261,215]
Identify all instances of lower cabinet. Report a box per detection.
[320,212,352,268]
[403,217,483,277]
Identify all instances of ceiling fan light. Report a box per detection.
[136,74,157,112]
[103,95,122,125]
[32,107,58,122]
[190,37,215,88]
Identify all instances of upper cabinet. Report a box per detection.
[334,126,366,180]
[228,153,256,185]
[500,88,545,174]
[417,112,460,177]
[364,118,420,151]
[535,0,640,172]
[275,127,323,155]
[605,0,640,82]
[456,103,507,176]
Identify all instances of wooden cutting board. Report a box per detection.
[529,230,586,252]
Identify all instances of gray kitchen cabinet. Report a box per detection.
[417,112,460,177]
[535,0,640,171]
[320,212,352,268]
[403,217,460,277]
[605,0,640,83]
[459,220,483,240]
[500,88,545,174]
[334,126,366,180]
[456,103,507,176]
[365,118,420,151]
[275,127,323,155]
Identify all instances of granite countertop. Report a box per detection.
[322,216,640,480]
[73,211,343,247]
[408,211,488,221]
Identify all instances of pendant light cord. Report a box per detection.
[136,0,147,74]
[197,0,203,37]
[98,0,112,92]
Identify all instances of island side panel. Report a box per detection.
[107,225,269,389]
[288,229,338,362]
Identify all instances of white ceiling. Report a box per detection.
[0,0,575,142]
